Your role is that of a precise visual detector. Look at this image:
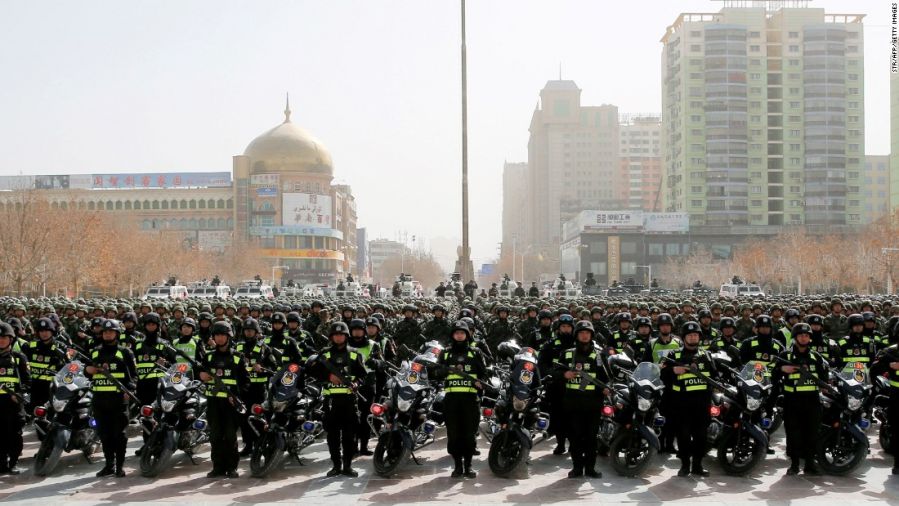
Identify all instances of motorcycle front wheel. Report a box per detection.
[139,434,175,478]
[488,429,529,478]
[816,427,867,476]
[373,431,411,477]
[717,429,766,476]
[250,433,287,478]
[32,436,64,477]
[609,430,656,477]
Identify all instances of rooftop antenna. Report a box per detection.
[284,93,291,123]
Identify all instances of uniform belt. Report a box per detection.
[784,385,818,392]
[323,387,352,395]
[445,386,478,393]
[672,384,708,392]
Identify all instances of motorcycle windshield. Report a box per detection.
[54,361,90,392]
[839,363,869,387]
[739,361,771,387]
[396,361,428,392]
[271,366,301,402]
[631,362,663,389]
[161,362,194,392]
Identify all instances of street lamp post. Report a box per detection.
[882,248,899,294]
[272,265,289,287]
[457,0,473,282]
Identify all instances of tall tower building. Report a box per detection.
[526,80,622,250]
[619,115,662,211]
[661,2,865,228]
[501,162,528,252]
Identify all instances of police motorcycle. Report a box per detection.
[138,362,209,477]
[247,363,325,478]
[872,373,892,454]
[816,363,873,475]
[369,347,441,477]
[478,341,520,444]
[602,361,665,477]
[487,346,550,477]
[707,361,773,476]
[32,360,101,476]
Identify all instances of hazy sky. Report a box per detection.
[0,0,889,268]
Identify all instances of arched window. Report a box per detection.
[179,218,187,229]
[51,202,59,209]
[133,200,141,210]
[226,218,233,228]
[152,200,159,210]
[124,201,132,210]
[143,200,151,209]
[189,218,198,229]
[115,201,123,210]
[88,201,95,210]
[226,198,233,209]
[78,201,86,209]
[217,218,226,229]
[141,219,150,230]
[198,218,207,229]
[161,200,168,209]
[189,199,196,209]
[180,199,187,209]
[198,199,206,209]
[207,199,215,209]
[169,219,177,229]
[217,199,225,209]
[170,200,177,209]
[61,201,68,210]
[105,201,113,211]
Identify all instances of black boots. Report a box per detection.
[463,456,476,479]
[677,458,690,477]
[326,459,342,477]
[553,437,567,455]
[787,458,801,476]
[342,458,358,477]
[96,464,115,477]
[451,457,464,478]
[691,459,710,477]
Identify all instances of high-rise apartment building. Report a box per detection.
[661,3,865,228]
[502,162,528,252]
[619,115,663,211]
[525,80,622,249]
[863,155,890,223]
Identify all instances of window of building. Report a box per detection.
[198,199,206,209]
[151,200,159,210]
[788,31,799,38]
[788,45,799,52]
[621,262,637,276]
[691,200,703,207]
[620,241,637,255]
[665,243,680,256]
[590,262,607,275]
[750,45,760,52]
[648,243,663,256]
[160,200,168,209]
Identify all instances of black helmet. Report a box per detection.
[848,313,865,327]
[121,311,138,324]
[557,314,575,327]
[617,312,632,323]
[755,315,772,328]
[0,322,15,338]
[791,323,812,338]
[681,321,701,336]
[432,304,446,313]
[862,311,877,323]
[329,321,350,338]
[286,311,302,323]
[242,318,261,333]
[538,309,553,320]
[785,308,801,320]
[142,312,161,326]
[211,321,233,338]
[451,320,471,339]
[180,317,197,330]
[697,309,712,319]
[719,317,736,329]
[102,319,122,333]
[460,308,474,319]
[365,316,382,330]
[574,320,595,336]
[91,317,106,328]
[497,340,522,360]
[36,317,55,333]
[635,317,652,329]
[657,313,674,326]
[271,312,287,324]
[402,304,417,314]
[198,312,213,323]
[806,314,824,326]
[348,318,367,331]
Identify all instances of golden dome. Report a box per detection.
[243,98,333,175]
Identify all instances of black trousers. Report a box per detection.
[673,394,711,464]
[355,385,375,449]
[240,383,267,448]
[658,392,676,450]
[444,392,479,461]
[547,382,567,443]
[28,379,52,413]
[208,398,241,472]
[93,394,129,469]
[137,379,160,443]
[324,395,358,467]
[564,394,600,471]
[890,391,899,466]
[783,393,821,461]
[0,396,25,467]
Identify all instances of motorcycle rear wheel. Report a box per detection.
[373,431,411,477]
[488,430,529,478]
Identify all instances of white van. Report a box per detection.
[719,283,766,299]
[189,285,231,299]
[234,282,274,299]
[143,285,189,300]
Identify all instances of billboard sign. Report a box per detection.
[249,226,342,239]
[583,211,643,230]
[250,174,279,186]
[282,193,332,227]
[256,187,278,197]
[643,213,690,233]
[91,172,231,189]
[198,231,232,253]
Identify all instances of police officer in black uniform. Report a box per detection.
[308,321,367,477]
[199,321,249,478]
[235,317,277,456]
[0,322,30,474]
[435,320,487,478]
[24,317,67,417]
[662,321,714,477]
[773,323,827,475]
[870,335,899,474]
[538,314,576,455]
[558,321,607,478]
[86,319,137,477]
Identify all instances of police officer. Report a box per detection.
[527,310,555,350]
[133,312,174,454]
[0,322,29,474]
[308,322,367,477]
[558,321,606,478]
[538,314,576,455]
[267,312,304,366]
[630,317,653,360]
[709,317,741,365]
[739,315,784,368]
[663,321,714,477]
[607,313,635,354]
[393,305,424,356]
[86,319,137,477]
[435,321,487,478]
[423,304,453,343]
[347,318,384,456]
[23,317,67,416]
[173,317,204,364]
[199,321,249,478]
[807,314,840,366]
[773,323,827,475]
[646,313,681,454]
[871,337,899,474]
[837,313,878,367]
[235,318,277,456]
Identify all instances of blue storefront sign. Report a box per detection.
[249,226,343,240]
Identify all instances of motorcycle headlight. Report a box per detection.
[397,398,413,413]
[847,396,863,412]
[513,397,527,412]
[637,397,652,412]
[52,399,68,413]
[160,399,177,413]
[745,397,762,412]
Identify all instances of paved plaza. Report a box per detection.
[3,425,899,505]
